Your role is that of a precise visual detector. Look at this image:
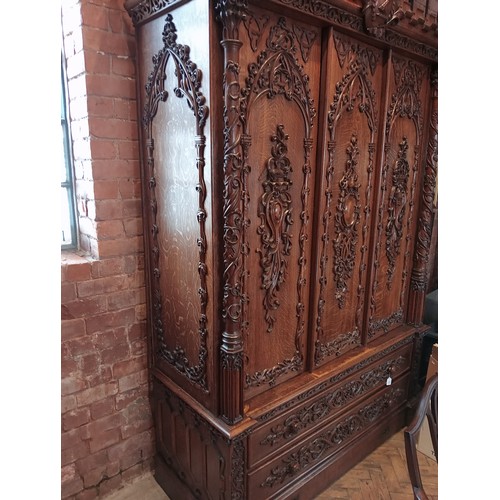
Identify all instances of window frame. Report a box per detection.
[61,50,78,250]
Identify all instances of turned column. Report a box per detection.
[216,0,248,425]
[408,66,438,325]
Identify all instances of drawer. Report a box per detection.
[248,374,410,498]
[248,341,412,468]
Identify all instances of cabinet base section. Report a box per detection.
[151,376,409,500]
[272,408,407,499]
[155,453,198,500]
[153,408,406,500]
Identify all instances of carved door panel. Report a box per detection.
[238,9,322,399]
[310,30,384,368]
[138,7,215,407]
[366,53,430,341]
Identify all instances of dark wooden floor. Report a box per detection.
[105,429,438,499]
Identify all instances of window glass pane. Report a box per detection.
[61,186,73,246]
[61,49,77,249]
[61,124,68,184]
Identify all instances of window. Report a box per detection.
[61,52,78,249]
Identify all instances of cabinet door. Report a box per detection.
[237,8,322,399]
[310,29,384,367]
[366,53,430,341]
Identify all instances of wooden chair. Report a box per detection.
[404,373,438,500]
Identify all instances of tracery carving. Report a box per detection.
[277,0,437,60]
[333,33,378,76]
[369,56,424,334]
[292,24,318,63]
[386,57,423,137]
[143,14,209,391]
[383,29,437,61]
[127,0,436,61]
[257,125,294,333]
[243,13,270,51]
[278,0,365,32]
[385,137,410,288]
[260,387,404,488]
[315,33,378,362]
[260,356,406,447]
[126,0,183,26]
[333,135,361,308]
[242,16,316,386]
[241,17,316,129]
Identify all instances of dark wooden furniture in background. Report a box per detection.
[125,0,438,498]
[404,372,438,500]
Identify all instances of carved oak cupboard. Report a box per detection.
[124,0,438,498]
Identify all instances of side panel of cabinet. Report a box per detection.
[366,52,430,341]
[310,29,384,368]
[136,1,216,410]
[237,7,322,399]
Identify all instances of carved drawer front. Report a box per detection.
[248,374,409,498]
[248,341,412,468]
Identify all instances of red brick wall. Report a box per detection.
[61,1,154,498]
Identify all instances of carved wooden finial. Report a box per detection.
[362,0,404,38]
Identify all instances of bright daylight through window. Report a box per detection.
[61,52,77,249]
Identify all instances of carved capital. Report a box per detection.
[216,0,249,40]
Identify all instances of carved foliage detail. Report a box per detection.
[369,308,404,338]
[260,388,404,488]
[333,135,361,308]
[314,329,361,365]
[231,439,246,500]
[257,336,412,422]
[369,56,424,332]
[260,356,406,447]
[216,0,249,40]
[143,15,209,390]
[242,17,316,130]
[257,125,294,333]
[144,15,208,129]
[243,16,316,387]
[219,7,247,364]
[385,137,410,288]
[412,68,437,292]
[315,34,378,362]
[245,354,303,388]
